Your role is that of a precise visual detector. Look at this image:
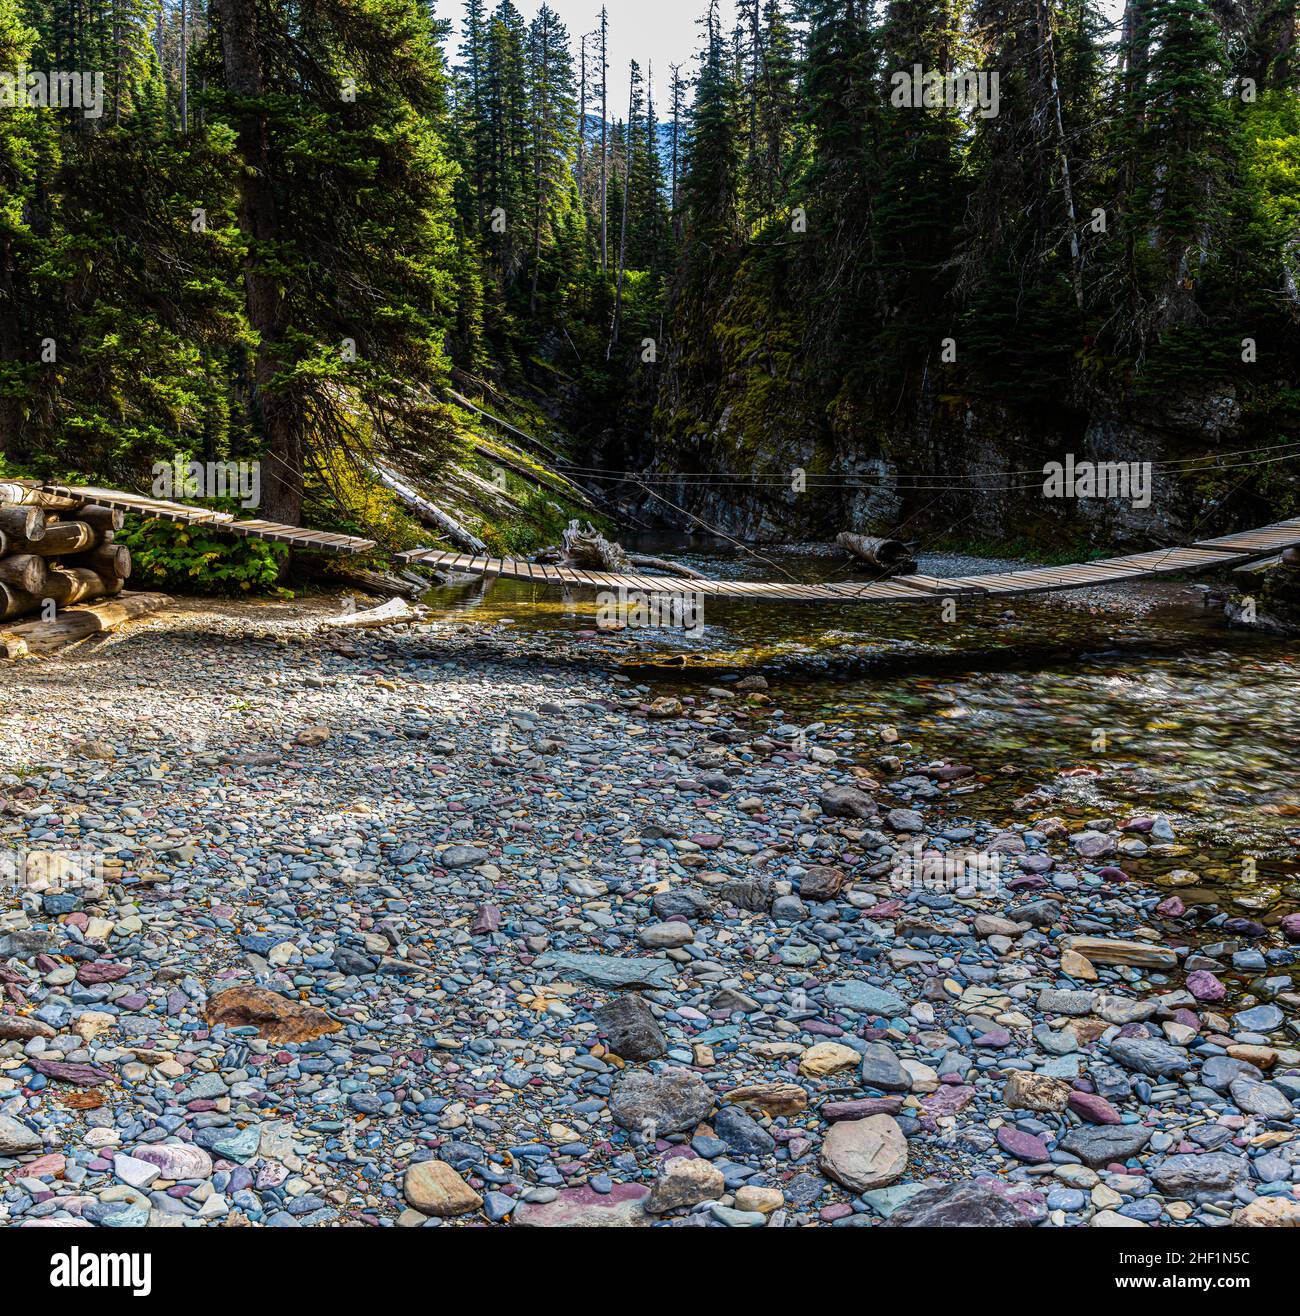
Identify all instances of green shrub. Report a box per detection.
[117,514,287,592]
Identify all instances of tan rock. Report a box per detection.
[734,1185,784,1215]
[1091,1209,1148,1227]
[817,1114,907,1192]
[73,1011,115,1042]
[1003,1071,1071,1113]
[1227,1044,1277,1069]
[798,1041,861,1077]
[722,1082,808,1116]
[1062,936,1177,969]
[645,1157,725,1213]
[974,914,1024,939]
[402,1159,482,1217]
[1061,948,1097,980]
[1232,1198,1300,1227]
[204,986,341,1044]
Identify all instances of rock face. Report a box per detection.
[592,994,668,1061]
[1150,1153,1250,1202]
[817,1114,908,1192]
[645,1157,725,1213]
[609,1067,714,1135]
[887,1179,1037,1227]
[403,1159,483,1216]
[204,986,341,1044]
[0,1114,43,1156]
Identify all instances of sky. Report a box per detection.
[446,0,733,107]
[443,0,1130,116]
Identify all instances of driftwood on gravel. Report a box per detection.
[560,520,709,580]
[321,596,420,630]
[834,532,916,575]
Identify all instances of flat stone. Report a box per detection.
[513,1183,650,1227]
[818,1114,908,1192]
[535,951,676,990]
[610,1066,714,1135]
[1107,1035,1191,1077]
[1057,1124,1152,1168]
[824,980,906,1017]
[996,1126,1049,1162]
[819,785,877,819]
[0,1114,43,1156]
[403,1159,483,1217]
[887,1179,1037,1227]
[1004,1071,1071,1113]
[799,1041,861,1077]
[1064,936,1176,969]
[1066,1091,1121,1124]
[721,1082,808,1116]
[860,1041,911,1092]
[638,921,694,948]
[1150,1152,1250,1203]
[1229,1077,1294,1120]
[204,986,341,1044]
[128,1143,213,1181]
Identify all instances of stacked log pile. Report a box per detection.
[0,486,131,624]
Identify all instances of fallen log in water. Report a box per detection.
[0,591,170,658]
[834,532,916,574]
[560,520,709,580]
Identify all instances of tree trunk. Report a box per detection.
[599,6,608,271]
[607,64,633,361]
[1039,0,1084,312]
[213,0,302,527]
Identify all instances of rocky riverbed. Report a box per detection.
[1,596,1298,1228]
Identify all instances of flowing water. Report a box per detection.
[421,536,1300,926]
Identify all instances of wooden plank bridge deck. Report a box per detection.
[32,484,375,555]
[398,518,1300,602]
